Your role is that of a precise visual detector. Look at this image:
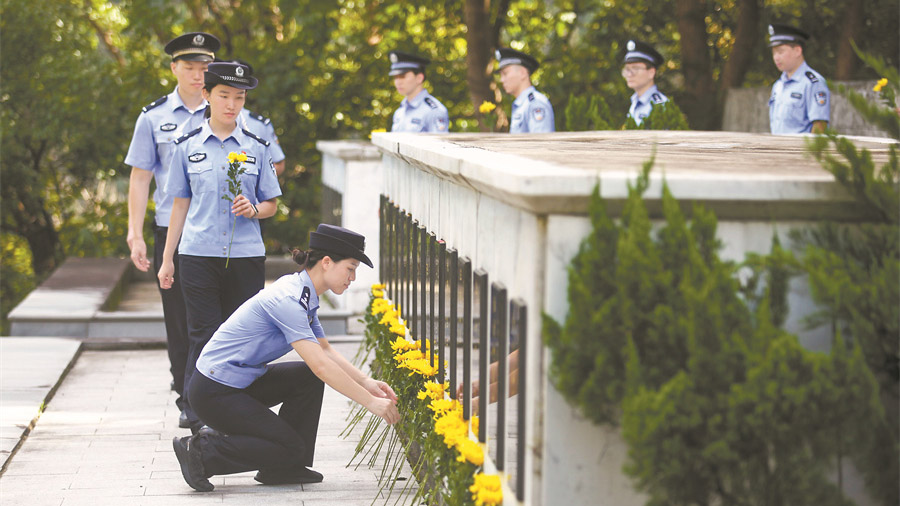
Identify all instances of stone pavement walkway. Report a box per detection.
[0,342,414,506]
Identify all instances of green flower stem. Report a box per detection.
[225,215,236,269]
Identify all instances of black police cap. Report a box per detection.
[768,23,810,47]
[165,32,220,62]
[204,62,258,90]
[388,51,430,76]
[495,48,539,74]
[309,224,373,268]
[623,40,664,67]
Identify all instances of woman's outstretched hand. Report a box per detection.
[368,397,400,425]
[363,378,398,402]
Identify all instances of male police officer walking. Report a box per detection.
[622,40,668,126]
[388,51,449,133]
[496,48,555,133]
[125,32,220,429]
[767,23,830,134]
[230,59,287,176]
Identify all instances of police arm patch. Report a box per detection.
[299,286,311,310]
[532,107,544,122]
[815,91,827,105]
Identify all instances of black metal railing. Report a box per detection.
[379,196,528,501]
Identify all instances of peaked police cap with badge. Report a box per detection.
[204,62,258,90]
[309,224,373,268]
[164,32,220,62]
[388,51,430,76]
[624,40,664,68]
[768,23,810,47]
[495,47,539,74]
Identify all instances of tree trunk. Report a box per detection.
[464,0,497,131]
[675,0,717,130]
[719,0,760,90]
[834,0,864,80]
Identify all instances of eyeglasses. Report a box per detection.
[621,66,647,77]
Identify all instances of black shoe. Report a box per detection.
[172,436,214,492]
[254,467,323,485]
[178,410,191,429]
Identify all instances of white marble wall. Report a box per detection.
[318,141,383,314]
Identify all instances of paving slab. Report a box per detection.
[0,337,82,470]
[0,342,416,505]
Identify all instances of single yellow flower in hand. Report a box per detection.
[874,78,889,92]
[479,101,497,114]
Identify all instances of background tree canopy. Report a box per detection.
[1,0,897,326]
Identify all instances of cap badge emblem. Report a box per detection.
[389,53,398,63]
[235,66,244,77]
[626,40,635,51]
[768,25,774,35]
[193,34,205,46]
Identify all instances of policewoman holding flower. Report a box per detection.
[172,224,401,492]
[159,61,282,433]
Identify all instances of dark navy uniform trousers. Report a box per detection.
[188,362,325,476]
[153,224,188,411]
[180,254,266,430]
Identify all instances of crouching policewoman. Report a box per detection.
[173,224,401,492]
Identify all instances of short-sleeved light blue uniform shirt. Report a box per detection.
[769,61,830,134]
[165,120,282,258]
[197,271,324,388]
[628,85,668,126]
[510,86,555,133]
[240,109,285,163]
[124,87,208,226]
[391,89,449,133]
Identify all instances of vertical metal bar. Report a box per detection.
[461,257,472,421]
[437,242,446,381]
[379,196,385,283]
[475,269,489,443]
[493,283,508,470]
[448,248,459,397]
[428,233,437,368]
[513,299,527,501]
[419,226,428,344]
[410,220,419,338]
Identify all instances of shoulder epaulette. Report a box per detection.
[528,92,535,102]
[651,93,665,104]
[424,97,438,110]
[174,126,202,145]
[242,129,270,146]
[805,71,819,83]
[142,95,168,113]
[247,110,271,125]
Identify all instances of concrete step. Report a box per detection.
[9,256,361,342]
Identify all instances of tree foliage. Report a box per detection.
[544,167,888,504]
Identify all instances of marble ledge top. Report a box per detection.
[372,130,897,220]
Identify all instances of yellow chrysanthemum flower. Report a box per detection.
[456,438,484,466]
[389,322,407,336]
[417,381,448,402]
[471,415,479,437]
[874,77,889,92]
[372,289,384,298]
[371,283,385,291]
[478,101,497,114]
[469,473,502,506]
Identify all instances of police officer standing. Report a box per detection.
[496,48,555,133]
[125,32,220,429]
[767,23,830,134]
[388,51,449,133]
[230,59,287,176]
[622,40,668,126]
[158,61,283,434]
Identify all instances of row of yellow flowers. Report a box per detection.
[369,283,503,506]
